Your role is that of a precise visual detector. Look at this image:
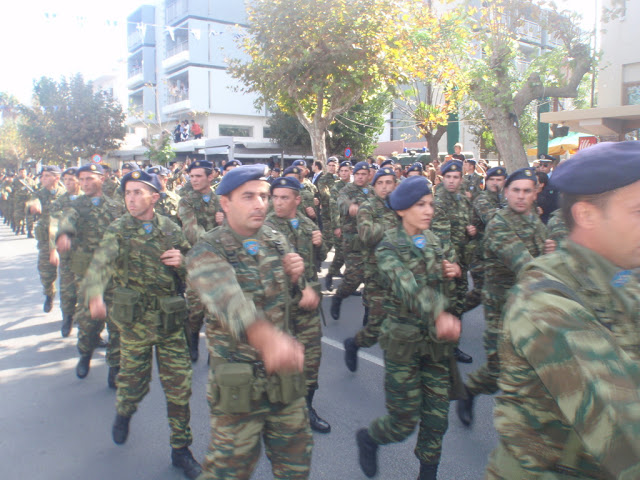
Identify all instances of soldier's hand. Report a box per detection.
[215,211,224,224]
[247,321,304,373]
[49,249,60,267]
[282,252,304,284]
[89,296,107,319]
[537,207,543,216]
[348,203,359,216]
[435,312,461,342]
[160,248,183,267]
[442,260,461,279]
[544,239,556,254]
[56,234,71,253]
[298,286,320,311]
[334,227,342,238]
[313,197,320,206]
[305,206,317,219]
[311,230,322,246]
[466,225,477,237]
[29,200,42,215]
[465,191,472,200]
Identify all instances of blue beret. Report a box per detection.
[388,176,432,211]
[486,166,507,178]
[187,160,213,173]
[339,161,352,169]
[465,158,477,165]
[121,170,161,193]
[40,165,61,175]
[222,160,242,171]
[272,167,280,173]
[370,163,379,171]
[121,162,140,171]
[292,159,307,168]
[407,162,423,173]
[216,164,269,195]
[380,159,394,167]
[505,167,537,188]
[550,141,640,194]
[327,157,339,164]
[353,161,370,174]
[270,176,301,192]
[77,163,104,176]
[62,167,78,177]
[373,167,395,184]
[146,165,161,175]
[283,166,303,177]
[441,161,463,175]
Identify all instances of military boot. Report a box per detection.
[325,274,333,291]
[343,337,359,372]
[306,390,330,433]
[43,295,53,313]
[362,306,369,326]
[27,230,34,239]
[61,315,73,338]
[97,336,108,348]
[76,354,92,379]
[108,366,120,390]
[189,331,199,362]
[171,446,202,479]
[330,296,342,320]
[112,414,131,445]
[454,347,472,364]
[456,386,474,427]
[356,428,378,478]
[418,462,439,480]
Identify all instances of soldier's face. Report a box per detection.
[327,162,337,174]
[78,172,104,197]
[353,170,369,187]
[464,162,475,174]
[505,179,537,213]
[368,169,376,183]
[63,174,80,194]
[220,180,270,236]
[41,172,59,190]
[338,167,351,182]
[397,194,434,233]
[190,168,213,193]
[271,188,301,219]
[125,181,159,220]
[443,172,462,192]
[157,175,168,190]
[486,176,506,193]
[537,162,552,173]
[373,176,396,199]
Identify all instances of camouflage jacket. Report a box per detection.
[48,191,81,252]
[299,178,318,221]
[156,190,181,225]
[462,172,484,201]
[186,224,297,362]
[30,184,66,240]
[492,239,640,479]
[357,194,399,283]
[102,176,120,198]
[431,189,473,265]
[177,186,220,246]
[375,226,454,338]
[337,182,374,248]
[546,209,569,247]
[329,179,349,230]
[483,207,547,302]
[12,177,36,206]
[471,189,504,239]
[316,172,336,216]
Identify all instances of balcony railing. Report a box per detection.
[167,87,189,105]
[166,40,189,59]
[128,66,143,78]
[128,31,142,49]
[166,0,188,23]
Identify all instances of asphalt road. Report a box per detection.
[0,223,497,480]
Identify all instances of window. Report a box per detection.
[219,125,253,137]
[263,126,272,138]
[624,83,640,106]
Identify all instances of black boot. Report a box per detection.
[456,387,474,427]
[108,366,120,389]
[356,428,378,478]
[418,462,439,480]
[97,336,108,348]
[344,337,359,372]
[61,315,73,337]
[27,231,34,239]
[171,446,202,479]
[454,347,472,364]
[112,414,131,445]
[325,274,333,291]
[330,296,342,320]
[362,306,369,326]
[43,295,53,313]
[189,331,199,362]
[76,354,92,379]
[306,390,331,433]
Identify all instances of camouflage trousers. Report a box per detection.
[36,228,57,297]
[186,286,206,334]
[291,306,322,392]
[58,254,77,317]
[199,395,312,480]
[355,279,384,348]
[327,231,344,276]
[369,351,451,465]
[465,298,502,397]
[319,211,332,262]
[76,279,120,367]
[465,257,484,311]
[450,266,469,318]
[335,241,364,299]
[13,202,26,231]
[117,326,193,449]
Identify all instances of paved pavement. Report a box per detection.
[0,223,497,480]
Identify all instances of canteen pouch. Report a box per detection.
[158,295,187,333]
[70,251,93,276]
[266,372,306,405]
[111,287,140,327]
[379,322,423,363]
[215,362,253,414]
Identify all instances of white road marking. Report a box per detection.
[321,336,384,367]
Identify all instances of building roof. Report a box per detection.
[541,105,640,138]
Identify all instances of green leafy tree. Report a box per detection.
[0,92,27,169]
[267,108,312,154]
[144,131,176,165]
[20,74,126,164]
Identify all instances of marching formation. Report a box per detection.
[1,141,640,480]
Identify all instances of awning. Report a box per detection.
[526,132,583,156]
[540,104,640,138]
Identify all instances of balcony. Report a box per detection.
[517,19,542,44]
[166,0,189,25]
[128,31,142,51]
[162,41,190,70]
[127,66,144,88]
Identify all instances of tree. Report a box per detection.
[267,108,312,155]
[463,0,592,172]
[229,0,418,164]
[0,93,27,170]
[20,74,126,164]
[144,131,176,166]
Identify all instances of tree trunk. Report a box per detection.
[425,124,447,163]
[483,105,529,173]
[306,123,327,165]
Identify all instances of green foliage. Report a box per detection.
[145,132,176,165]
[19,74,125,164]
[0,93,26,169]
[267,108,311,154]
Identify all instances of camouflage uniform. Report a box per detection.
[12,176,36,234]
[58,194,124,367]
[546,209,569,247]
[335,183,373,299]
[461,172,484,201]
[465,207,547,398]
[102,176,120,198]
[354,194,399,347]
[486,239,640,479]
[327,179,349,277]
[156,190,181,225]
[29,184,66,299]
[366,226,459,469]
[316,172,337,255]
[299,178,319,223]
[83,213,194,449]
[186,224,313,480]
[1,179,14,227]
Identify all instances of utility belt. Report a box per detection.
[112,287,186,333]
[209,357,306,414]
[378,319,452,364]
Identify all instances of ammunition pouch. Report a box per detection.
[158,295,187,333]
[265,371,306,405]
[70,251,93,276]
[379,322,423,363]
[111,287,140,327]
[214,362,254,414]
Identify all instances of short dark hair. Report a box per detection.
[536,172,549,186]
[561,191,615,231]
[313,161,323,170]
